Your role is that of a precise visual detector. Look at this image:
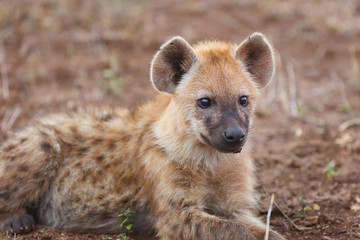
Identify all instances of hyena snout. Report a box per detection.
[218,124,246,153]
[222,125,245,143]
[205,121,248,154]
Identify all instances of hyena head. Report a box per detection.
[151,33,274,154]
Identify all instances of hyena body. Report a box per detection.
[0,33,285,240]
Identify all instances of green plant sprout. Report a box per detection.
[98,55,125,95]
[118,208,135,240]
[323,161,337,179]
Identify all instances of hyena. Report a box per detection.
[0,33,285,240]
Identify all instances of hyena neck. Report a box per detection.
[151,96,232,173]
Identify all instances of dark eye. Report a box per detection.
[239,96,248,107]
[197,98,212,109]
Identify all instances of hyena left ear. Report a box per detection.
[235,32,275,88]
[151,36,197,94]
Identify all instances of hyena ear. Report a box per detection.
[151,36,197,94]
[235,32,275,88]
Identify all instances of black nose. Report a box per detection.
[222,125,245,143]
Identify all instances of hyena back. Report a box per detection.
[0,33,285,240]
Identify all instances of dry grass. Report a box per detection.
[264,194,275,240]
[1,104,21,133]
[0,38,9,100]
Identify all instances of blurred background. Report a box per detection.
[0,0,359,239]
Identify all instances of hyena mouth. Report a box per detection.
[233,148,242,154]
[200,134,243,154]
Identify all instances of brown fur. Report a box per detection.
[0,33,284,240]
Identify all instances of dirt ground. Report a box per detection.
[0,0,359,239]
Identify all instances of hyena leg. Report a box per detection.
[0,126,62,233]
[155,208,257,240]
[155,198,285,240]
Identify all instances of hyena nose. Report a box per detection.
[222,126,245,143]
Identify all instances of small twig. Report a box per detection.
[339,118,360,132]
[261,53,282,111]
[287,62,298,117]
[1,104,21,133]
[0,38,10,100]
[1,64,9,100]
[1,109,11,132]
[264,194,275,240]
[349,45,359,78]
[7,105,21,131]
[289,151,304,162]
[262,185,311,231]
[278,70,289,113]
[331,71,349,107]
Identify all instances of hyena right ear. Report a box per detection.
[235,33,275,88]
[151,36,197,94]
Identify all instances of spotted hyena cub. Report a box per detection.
[0,33,284,240]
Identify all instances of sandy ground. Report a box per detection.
[0,0,359,239]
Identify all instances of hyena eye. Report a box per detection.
[197,98,212,109]
[239,96,249,107]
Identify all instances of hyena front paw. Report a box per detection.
[0,209,35,234]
